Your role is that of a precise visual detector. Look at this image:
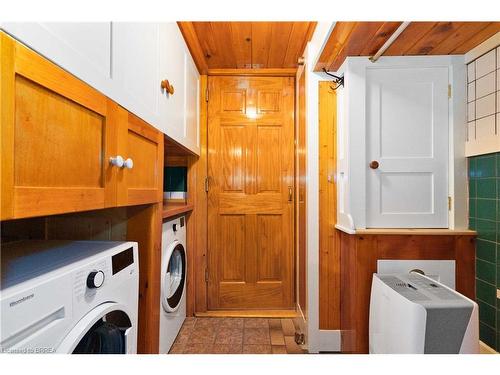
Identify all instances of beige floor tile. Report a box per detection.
[244,327,270,344]
[281,319,296,336]
[270,327,285,345]
[188,326,216,344]
[210,344,243,354]
[244,318,269,329]
[243,344,272,354]
[272,345,287,354]
[215,326,243,345]
[184,342,213,354]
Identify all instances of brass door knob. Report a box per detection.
[161,79,174,95]
[369,160,379,169]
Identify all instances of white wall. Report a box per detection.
[334,55,468,231]
[304,21,341,353]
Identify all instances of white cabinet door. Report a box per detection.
[112,23,162,128]
[1,22,113,96]
[366,67,449,228]
[158,23,200,154]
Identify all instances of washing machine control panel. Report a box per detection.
[86,270,105,289]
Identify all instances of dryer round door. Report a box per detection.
[161,240,186,313]
[57,302,134,354]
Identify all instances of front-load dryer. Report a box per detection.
[0,240,139,354]
[159,216,187,353]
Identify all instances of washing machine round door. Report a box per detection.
[161,241,186,313]
[57,302,134,354]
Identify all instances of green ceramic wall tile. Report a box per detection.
[497,265,500,286]
[478,300,497,328]
[476,239,496,263]
[480,322,497,349]
[477,178,496,199]
[476,155,496,177]
[469,158,477,178]
[477,199,496,221]
[469,217,476,230]
[469,179,477,198]
[477,278,497,306]
[477,259,496,284]
[496,153,500,177]
[476,219,496,242]
[469,198,477,218]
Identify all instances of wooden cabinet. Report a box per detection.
[1,33,163,220]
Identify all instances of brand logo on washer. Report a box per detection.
[9,293,34,307]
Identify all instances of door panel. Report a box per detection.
[366,67,449,228]
[207,76,295,310]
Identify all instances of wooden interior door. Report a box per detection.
[207,76,295,310]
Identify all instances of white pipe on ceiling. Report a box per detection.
[369,22,411,62]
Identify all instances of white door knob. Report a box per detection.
[124,158,134,169]
[109,155,124,168]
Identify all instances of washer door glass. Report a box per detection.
[162,243,186,312]
[72,310,132,354]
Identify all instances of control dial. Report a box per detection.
[87,270,105,289]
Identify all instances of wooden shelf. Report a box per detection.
[352,228,477,236]
[162,201,194,219]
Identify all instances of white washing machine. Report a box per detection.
[159,216,187,353]
[0,240,139,354]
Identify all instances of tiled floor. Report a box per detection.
[168,317,307,354]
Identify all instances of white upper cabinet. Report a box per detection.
[0,22,114,96]
[2,22,200,155]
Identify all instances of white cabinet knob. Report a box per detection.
[109,155,124,168]
[124,158,134,169]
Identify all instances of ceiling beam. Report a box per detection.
[177,21,209,74]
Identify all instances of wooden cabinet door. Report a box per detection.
[207,76,295,310]
[115,106,163,207]
[1,32,116,220]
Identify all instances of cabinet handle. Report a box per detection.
[161,79,175,95]
[369,160,379,169]
[110,155,124,168]
[288,186,293,202]
[123,158,134,169]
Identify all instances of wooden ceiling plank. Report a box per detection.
[230,22,252,68]
[267,22,294,68]
[208,22,238,69]
[451,22,500,54]
[177,22,209,74]
[283,22,311,67]
[329,22,387,71]
[383,22,437,55]
[404,22,463,55]
[360,22,403,56]
[192,22,223,69]
[429,22,492,55]
[251,22,273,68]
[315,22,358,72]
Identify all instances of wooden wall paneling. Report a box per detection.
[177,22,209,74]
[284,22,316,68]
[127,203,162,354]
[1,32,15,220]
[339,232,477,354]
[194,75,209,314]
[268,22,294,68]
[318,82,340,329]
[383,22,437,55]
[359,22,403,56]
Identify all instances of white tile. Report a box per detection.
[497,92,500,113]
[476,93,495,118]
[467,121,476,142]
[467,82,475,102]
[476,115,495,139]
[468,101,475,121]
[497,69,500,91]
[475,49,496,79]
[476,71,496,98]
[497,47,500,69]
[467,62,475,83]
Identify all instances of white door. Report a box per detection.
[366,67,449,228]
[1,22,113,96]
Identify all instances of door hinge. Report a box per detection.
[448,84,452,99]
[205,87,209,102]
[204,176,209,193]
[205,268,209,283]
[448,196,452,211]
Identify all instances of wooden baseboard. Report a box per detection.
[195,309,298,318]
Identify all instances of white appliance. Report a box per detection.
[369,272,479,354]
[159,216,187,353]
[0,240,139,354]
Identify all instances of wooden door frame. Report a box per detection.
[192,71,299,316]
